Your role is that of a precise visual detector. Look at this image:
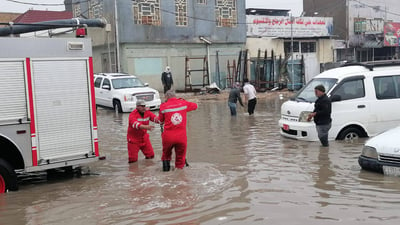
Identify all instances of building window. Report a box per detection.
[197,0,206,4]
[215,0,237,27]
[301,42,316,53]
[284,41,300,55]
[284,41,316,55]
[175,0,188,26]
[132,0,161,26]
[73,3,81,18]
[89,0,103,19]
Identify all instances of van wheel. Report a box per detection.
[0,159,18,193]
[113,100,123,113]
[337,127,362,141]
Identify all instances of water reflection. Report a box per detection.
[1,95,400,224]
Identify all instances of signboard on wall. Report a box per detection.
[246,16,333,38]
[354,18,384,34]
[384,22,400,46]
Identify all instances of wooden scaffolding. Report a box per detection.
[184,56,210,92]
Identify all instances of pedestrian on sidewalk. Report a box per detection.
[161,66,174,94]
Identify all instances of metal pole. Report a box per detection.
[114,0,121,72]
[107,31,112,72]
[206,44,210,84]
[290,14,294,90]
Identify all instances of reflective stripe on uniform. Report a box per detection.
[137,117,150,122]
[133,121,141,129]
[161,106,187,114]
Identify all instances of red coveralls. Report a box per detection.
[158,97,198,169]
[127,109,159,162]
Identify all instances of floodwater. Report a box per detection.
[1,94,400,225]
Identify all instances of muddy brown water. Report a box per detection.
[1,95,400,225]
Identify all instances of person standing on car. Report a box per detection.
[127,100,160,163]
[307,85,332,147]
[243,78,257,115]
[228,82,244,116]
[161,66,174,94]
[158,90,198,171]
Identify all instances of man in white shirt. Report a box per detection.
[243,78,257,115]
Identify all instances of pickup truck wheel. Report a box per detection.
[113,100,123,113]
[0,159,18,193]
[337,127,362,141]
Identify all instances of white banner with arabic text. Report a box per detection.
[247,16,333,38]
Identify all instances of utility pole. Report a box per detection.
[114,0,121,72]
[290,12,294,90]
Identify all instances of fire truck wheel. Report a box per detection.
[0,159,18,193]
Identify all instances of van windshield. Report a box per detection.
[293,78,337,102]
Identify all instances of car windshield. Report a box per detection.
[112,77,145,89]
[292,78,337,102]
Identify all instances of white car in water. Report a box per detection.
[94,73,161,112]
[359,126,400,174]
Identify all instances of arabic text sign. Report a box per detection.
[247,16,333,38]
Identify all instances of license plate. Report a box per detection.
[383,165,400,176]
[283,124,289,131]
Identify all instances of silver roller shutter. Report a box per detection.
[0,61,28,123]
[32,59,93,160]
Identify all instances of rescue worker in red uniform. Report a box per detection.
[158,90,198,171]
[127,100,160,163]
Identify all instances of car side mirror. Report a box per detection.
[330,94,341,102]
[144,83,149,87]
[102,84,111,90]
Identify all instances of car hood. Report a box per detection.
[281,100,314,117]
[115,87,158,95]
[366,126,400,154]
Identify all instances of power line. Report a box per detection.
[5,0,65,6]
[352,0,400,17]
[5,0,92,7]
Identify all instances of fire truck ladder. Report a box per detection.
[185,56,210,92]
[226,59,237,88]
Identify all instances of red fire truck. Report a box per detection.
[0,37,99,193]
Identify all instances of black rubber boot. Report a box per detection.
[162,160,170,172]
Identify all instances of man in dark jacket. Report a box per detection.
[161,66,174,94]
[228,82,244,116]
[307,85,332,147]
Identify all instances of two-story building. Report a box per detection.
[72,0,246,91]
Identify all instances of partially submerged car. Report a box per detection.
[359,126,400,174]
[94,73,161,112]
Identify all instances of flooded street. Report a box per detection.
[1,94,400,225]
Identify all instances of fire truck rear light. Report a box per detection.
[76,27,87,37]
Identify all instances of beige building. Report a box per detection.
[246,13,335,87]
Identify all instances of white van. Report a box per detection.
[279,61,400,141]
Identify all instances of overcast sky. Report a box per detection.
[0,0,303,15]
